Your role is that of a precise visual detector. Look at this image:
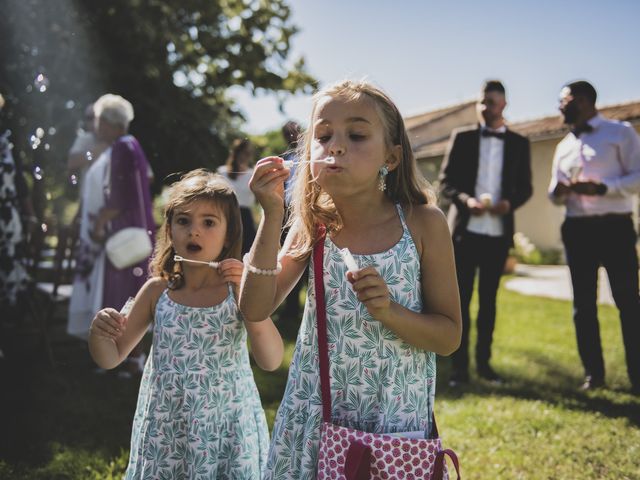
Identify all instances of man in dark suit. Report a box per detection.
[439,80,532,385]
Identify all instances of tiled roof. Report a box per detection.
[414,139,450,159]
[409,99,640,159]
[510,99,640,140]
[404,100,476,130]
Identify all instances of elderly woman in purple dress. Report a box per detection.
[68,94,154,375]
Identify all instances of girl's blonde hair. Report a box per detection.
[150,169,243,289]
[288,79,436,260]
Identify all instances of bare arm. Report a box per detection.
[88,278,163,369]
[67,137,108,170]
[219,258,284,371]
[67,152,92,171]
[349,205,462,355]
[244,319,284,371]
[239,157,307,321]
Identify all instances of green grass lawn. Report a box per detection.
[1,282,639,479]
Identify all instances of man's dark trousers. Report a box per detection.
[561,213,640,388]
[451,231,510,376]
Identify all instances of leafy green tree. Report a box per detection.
[250,127,291,159]
[0,0,315,224]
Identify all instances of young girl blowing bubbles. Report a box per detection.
[89,169,283,479]
[240,80,462,478]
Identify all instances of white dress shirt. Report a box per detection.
[548,114,640,217]
[467,125,506,236]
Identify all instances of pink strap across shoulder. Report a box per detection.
[313,225,332,423]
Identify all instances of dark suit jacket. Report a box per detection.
[438,125,532,246]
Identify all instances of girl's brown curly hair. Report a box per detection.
[149,169,243,289]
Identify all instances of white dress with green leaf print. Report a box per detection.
[264,204,436,480]
[125,286,269,480]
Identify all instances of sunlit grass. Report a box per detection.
[1,281,638,479]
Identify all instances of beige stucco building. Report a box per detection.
[407,100,640,250]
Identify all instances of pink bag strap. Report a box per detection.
[433,449,461,479]
[313,225,332,423]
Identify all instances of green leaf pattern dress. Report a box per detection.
[264,205,436,479]
[125,286,269,479]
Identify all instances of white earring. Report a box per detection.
[378,165,389,191]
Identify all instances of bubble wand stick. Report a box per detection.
[281,156,336,168]
[174,255,220,269]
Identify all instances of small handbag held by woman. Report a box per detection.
[105,168,153,270]
[313,227,461,480]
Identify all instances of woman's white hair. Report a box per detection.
[94,93,134,129]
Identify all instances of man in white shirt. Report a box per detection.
[549,80,640,394]
[440,80,533,386]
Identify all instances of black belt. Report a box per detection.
[565,212,632,221]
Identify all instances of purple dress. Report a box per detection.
[102,135,155,311]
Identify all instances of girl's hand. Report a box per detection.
[249,156,290,214]
[218,258,244,289]
[348,267,392,321]
[90,308,126,341]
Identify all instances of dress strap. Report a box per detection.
[227,282,240,310]
[395,203,409,233]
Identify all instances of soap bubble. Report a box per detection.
[34,73,49,93]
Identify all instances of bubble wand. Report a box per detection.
[339,248,360,273]
[174,255,220,269]
[224,157,336,175]
[281,156,336,168]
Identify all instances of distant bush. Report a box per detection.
[511,232,563,265]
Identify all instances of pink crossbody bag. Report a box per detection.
[313,227,461,480]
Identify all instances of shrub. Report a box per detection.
[511,232,563,265]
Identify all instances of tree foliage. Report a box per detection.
[0,0,315,220]
[250,128,290,160]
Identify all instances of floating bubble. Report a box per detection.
[48,127,56,135]
[33,166,43,180]
[132,267,144,277]
[41,223,48,233]
[34,73,49,93]
[147,230,153,236]
[44,143,50,151]
[70,174,78,185]
[35,127,44,138]
[65,100,75,109]
[29,135,41,150]
[85,151,93,161]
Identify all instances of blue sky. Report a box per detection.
[231,0,640,134]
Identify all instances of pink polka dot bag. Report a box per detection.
[313,228,461,480]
